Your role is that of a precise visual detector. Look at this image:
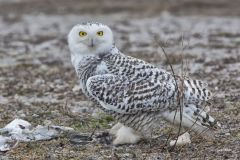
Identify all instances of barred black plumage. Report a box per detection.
[75,47,218,135]
[69,23,220,142]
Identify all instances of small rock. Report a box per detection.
[169,132,191,146]
[122,153,135,159]
[72,85,81,92]
[32,114,39,118]
[39,64,48,72]
[33,79,45,85]
[225,133,230,136]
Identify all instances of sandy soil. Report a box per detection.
[0,0,239,159]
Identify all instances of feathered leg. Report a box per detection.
[109,122,142,145]
[161,104,220,139]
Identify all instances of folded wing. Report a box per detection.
[86,73,178,114]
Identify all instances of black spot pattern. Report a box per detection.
[75,47,215,133]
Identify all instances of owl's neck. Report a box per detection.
[71,44,119,69]
[71,44,119,68]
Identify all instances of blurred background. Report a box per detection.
[0,0,239,159]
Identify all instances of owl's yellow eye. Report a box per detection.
[97,31,104,36]
[79,31,87,37]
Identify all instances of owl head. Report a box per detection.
[68,22,114,66]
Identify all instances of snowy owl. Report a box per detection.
[68,22,220,145]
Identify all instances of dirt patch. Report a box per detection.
[0,0,240,159]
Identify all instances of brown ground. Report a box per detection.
[0,0,239,159]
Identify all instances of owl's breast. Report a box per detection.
[95,61,109,75]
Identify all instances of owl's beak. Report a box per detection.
[88,38,96,48]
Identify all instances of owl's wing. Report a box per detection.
[183,78,212,106]
[103,53,212,108]
[86,73,177,114]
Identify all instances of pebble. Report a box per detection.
[33,79,45,85]
[72,85,81,92]
[169,132,191,146]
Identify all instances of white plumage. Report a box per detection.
[68,22,220,145]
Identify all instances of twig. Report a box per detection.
[89,125,99,139]
[153,35,183,150]
[170,34,185,150]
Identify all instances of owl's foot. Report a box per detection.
[109,122,123,135]
[109,123,142,145]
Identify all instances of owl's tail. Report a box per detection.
[161,104,220,139]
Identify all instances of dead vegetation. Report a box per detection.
[0,0,240,159]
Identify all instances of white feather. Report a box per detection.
[113,125,142,145]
